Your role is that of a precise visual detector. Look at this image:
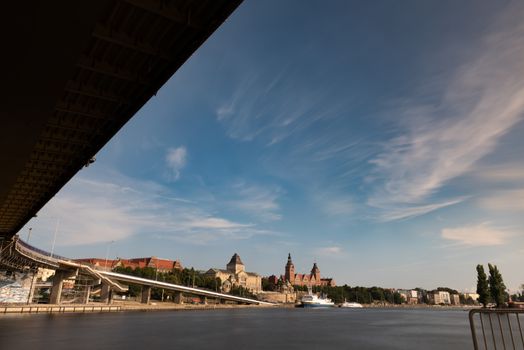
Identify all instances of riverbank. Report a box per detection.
[361,303,480,311]
[0,301,480,314]
[0,301,279,314]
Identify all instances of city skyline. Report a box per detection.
[20,0,524,292]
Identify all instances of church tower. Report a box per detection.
[226,253,245,274]
[285,253,295,284]
[311,262,320,283]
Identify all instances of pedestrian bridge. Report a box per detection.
[100,271,274,305]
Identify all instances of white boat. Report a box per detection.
[340,299,363,308]
[298,287,335,308]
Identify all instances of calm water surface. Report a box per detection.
[0,308,472,349]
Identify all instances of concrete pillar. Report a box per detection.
[49,270,77,304]
[27,272,37,304]
[84,285,91,304]
[141,286,151,304]
[100,283,113,304]
[173,291,182,304]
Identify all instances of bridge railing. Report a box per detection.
[15,238,69,262]
[469,308,524,350]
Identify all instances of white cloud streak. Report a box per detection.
[165,146,187,181]
[34,174,273,246]
[215,70,340,146]
[368,3,524,220]
[476,164,524,183]
[228,182,282,221]
[441,222,513,246]
[316,246,343,256]
[478,189,524,212]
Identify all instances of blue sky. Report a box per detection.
[23,0,524,292]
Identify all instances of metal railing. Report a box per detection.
[15,238,69,262]
[469,308,524,350]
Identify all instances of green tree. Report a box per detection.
[488,263,506,307]
[476,264,490,307]
[393,292,403,304]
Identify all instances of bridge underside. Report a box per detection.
[0,0,242,240]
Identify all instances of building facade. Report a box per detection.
[206,253,262,293]
[429,291,451,305]
[283,254,335,287]
[75,257,183,273]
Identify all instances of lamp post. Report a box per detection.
[50,218,60,258]
[104,241,115,271]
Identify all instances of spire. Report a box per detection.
[286,253,294,267]
[311,262,320,273]
[228,253,244,265]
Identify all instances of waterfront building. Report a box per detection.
[116,257,183,273]
[451,294,460,305]
[464,293,480,301]
[397,289,418,304]
[205,253,262,293]
[75,257,183,273]
[283,254,335,287]
[407,290,419,304]
[397,289,419,304]
[429,290,451,305]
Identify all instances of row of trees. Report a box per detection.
[476,263,507,307]
[263,277,464,305]
[292,285,404,304]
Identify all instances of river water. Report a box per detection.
[0,308,472,349]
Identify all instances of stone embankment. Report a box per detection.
[0,301,279,314]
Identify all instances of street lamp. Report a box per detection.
[104,240,115,271]
[50,218,60,258]
[26,227,32,243]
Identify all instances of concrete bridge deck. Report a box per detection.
[99,271,274,306]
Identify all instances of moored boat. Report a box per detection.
[340,299,363,308]
[297,287,335,308]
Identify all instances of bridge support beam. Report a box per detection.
[49,269,78,304]
[100,283,113,304]
[141,286,151,304]
[84,285,91,304]
[173,291,182,304]
[26,272,37,304]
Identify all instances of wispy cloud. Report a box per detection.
[315,246,344,256]
[215,70,341,145]
[165,146,187,181]
[478,189,524,212]
[441,222,514,246]
[34,173,273,246]
[312,191,354,217]
[373,198,466,222]
[367,3,524,220]
[228,182,282,221]
[476,164,524,183]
